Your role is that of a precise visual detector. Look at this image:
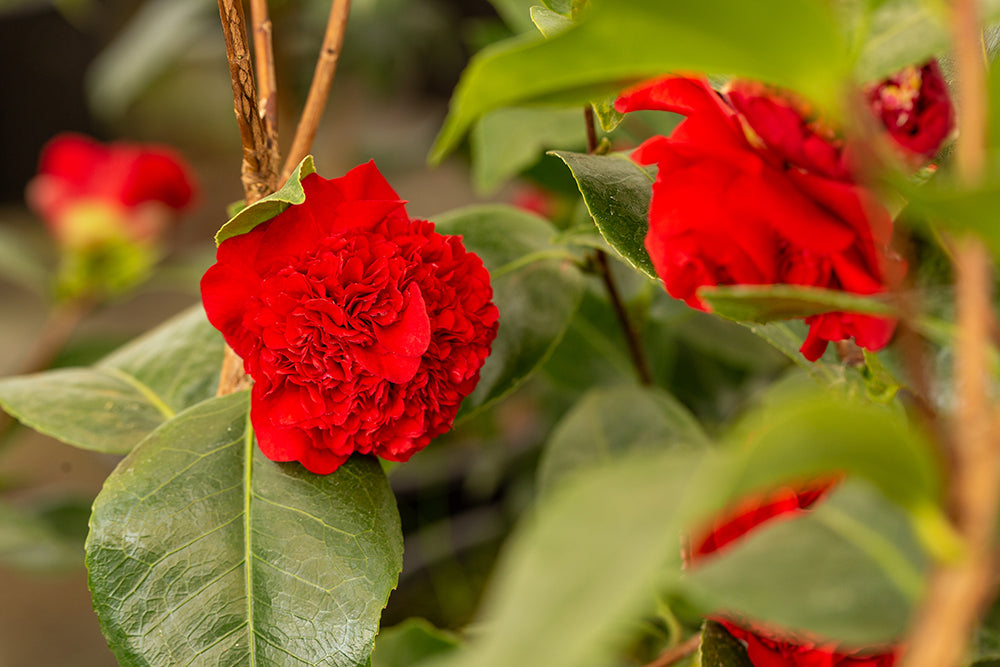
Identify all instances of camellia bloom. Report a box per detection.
[615,76,903,361]
[201,161,499,474]
[27,133,196,248]
[866,60,954,160]
[689,483,898,667]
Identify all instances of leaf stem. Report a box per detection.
[583,106,653,386]
[280,0,351,182]
[899,1,998,665]
[642,633,701,667]
[595,251,653,386]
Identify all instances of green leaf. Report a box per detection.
[854,0,1000,82]
[721,392,940,512]
[372,619,460,667]
[437,388,941,666]
[550,151,656,279]
[700,621,752,667]
[434,205,585,415]
[472,108,587,193]
[530,5,573,37]
[86,392,403,667]
[736,321,843,385]
[537,384,709,495]
[430,0,848,163]
[682,481,926,645]
[0,305,223,454]
[698,284,896,323]
[591,94,624,133]
[899,176,1000,258]
[215,156,317,245]
[436,452,704,667]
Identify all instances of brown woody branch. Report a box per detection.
[217,0,280,203]
[281,0,351,181]
[216,0,281,396]
[642,634,701,667]
[899,1,998,665]
[249,0,279,146]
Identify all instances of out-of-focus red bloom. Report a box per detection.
[615,77,902,361]
[26,133,196,247]
[201,161,499,474]
[866,60,954,160]
[689,483,899,667]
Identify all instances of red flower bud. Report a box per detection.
[866,60,954,160]
[26,133,197,248]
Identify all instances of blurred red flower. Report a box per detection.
[867,60,954,160]
[689,483,898,667]
[615,77,902,360]
[27,133,196,248]
[201,161,498,474]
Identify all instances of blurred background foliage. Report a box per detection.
[0,1,798,664]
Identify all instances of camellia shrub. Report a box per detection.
[4,1,1000,666]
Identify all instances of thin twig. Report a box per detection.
[595,251,654,386]
[642,634,701,667]
[281,0,351,181]
[217,0,280,202]
[900,1,997,665]
[249,0,279,147]
[583,106,654,385]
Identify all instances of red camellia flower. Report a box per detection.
[615,76,903,361]
[689,483,899,667]
[201,161,499,474]
[867,60,954,160]
[27,133,196,247]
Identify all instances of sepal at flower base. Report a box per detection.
[214,155,317,244]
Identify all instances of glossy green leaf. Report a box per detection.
[86,392,403,667]
[700,621,752,667]
[699,284,896,323]
[434,205,585,415]
[736,321,843,385]
[854,0,1000,82]
[430,0,848,163]
[720,392,940,512]
[472,108,586,193]
[0,305,223,454]
[537,384,709,494]
[550,151,657,279]
[436,452,702,667]
[438,388,941,666]
[682,481,927,645]
[372,619,460,667]
[215,156,317,245]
